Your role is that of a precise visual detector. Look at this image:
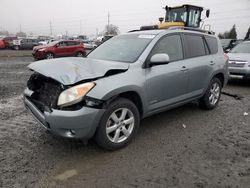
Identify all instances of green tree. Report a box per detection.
[104,24,120,36]
[244,27,250,40]
[228,24,237,39]
[217,25,237,39]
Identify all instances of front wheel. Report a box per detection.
[95,98,140,150]
[199,78,222,110]
[75,51,85,57]
[14,45,19,50]
[45,52,54,59]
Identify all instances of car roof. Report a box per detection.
[126,29,216,38]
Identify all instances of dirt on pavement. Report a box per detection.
[0,57,250,188]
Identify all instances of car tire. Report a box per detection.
[95,98,140,150]
[199,77,222,110]
[45,52,54,59]
[76,51,85,57]
[14,45,19,50]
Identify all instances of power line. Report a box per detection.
[49,21,52,36]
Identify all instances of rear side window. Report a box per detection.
[150,35,183,62]
[204,36,218,54]
[184,35,206,58]
[67,41,80,46]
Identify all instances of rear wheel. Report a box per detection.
[14,45,19,50]
[76,51,85,57]
[95,98,140,150]
[45,52,54,59]
[199,78,222,110]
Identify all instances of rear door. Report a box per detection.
[182,34,214,96]
[26,39,33,49]
[145,34,189,112]
[20,39,28,49]
[67,41,78,56]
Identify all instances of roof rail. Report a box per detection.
[168,26,215,35]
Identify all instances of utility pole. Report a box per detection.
[80,20,82,34]
[96,28,99,37]
[49,21,52,36]
[107,12,110,35]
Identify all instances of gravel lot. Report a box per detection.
[0,56,250,188]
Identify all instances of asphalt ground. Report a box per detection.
[0,56,250,188]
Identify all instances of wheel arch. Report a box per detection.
[212,72,225,87]
[103,90,144,118]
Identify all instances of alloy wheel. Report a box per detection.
[209,82,220,105]
[106,108,135,143]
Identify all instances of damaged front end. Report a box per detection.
[26,73,62,112]
[26,73,103,112]
[23,57,129,139]
[23,72,106,139]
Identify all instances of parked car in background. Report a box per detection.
[227,41,250,80]
[220,39,243,52]
[0,39,5,49]
[2,36,18,48]
[24,29,228,150]
[32,40,86,60]
[13,38,40,50]
[83,41,97,50]
[38,39,56,46]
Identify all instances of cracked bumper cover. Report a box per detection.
[23,91,105,139]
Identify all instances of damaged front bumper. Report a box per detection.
[23,88,105,139]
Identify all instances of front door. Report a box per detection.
[145,34,188,112]
[55,41,68,56]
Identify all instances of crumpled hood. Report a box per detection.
[28,57,129,85]
[227,53,250,63]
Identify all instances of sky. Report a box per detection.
[0,0,250,38]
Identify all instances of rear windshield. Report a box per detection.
[230,42,250,53]
[88,34,155,63]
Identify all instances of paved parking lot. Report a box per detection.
[0,56,250,188]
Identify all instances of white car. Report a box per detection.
[227,41,250,80]
[38,39,56,46]
[83,41,97,50]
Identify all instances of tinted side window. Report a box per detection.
[204,36,218,54]
[185,35,206,58]
[59,41,67,46]
[151,35,183,62]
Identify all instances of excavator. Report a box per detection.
[139,4,211,32]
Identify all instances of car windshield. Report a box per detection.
[230,42,250,53]
[46,41,59,47]
[87,34,155,63]
[220,39,232,47]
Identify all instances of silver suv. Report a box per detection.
[24,29,228,150]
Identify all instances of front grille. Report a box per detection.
[228,60,247,67]
[27,73,62,112]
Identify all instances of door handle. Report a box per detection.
[181,66,188,71]
[210,61,215,65]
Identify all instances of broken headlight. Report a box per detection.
[57,82,95,107]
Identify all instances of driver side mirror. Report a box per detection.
[150,53,170,66]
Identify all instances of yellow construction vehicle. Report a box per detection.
[140,4,210,31]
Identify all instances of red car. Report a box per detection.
[0,40,5,49]
[32,40,86,60]
[2,36,18,48]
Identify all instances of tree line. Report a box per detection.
[218,25,250,40]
